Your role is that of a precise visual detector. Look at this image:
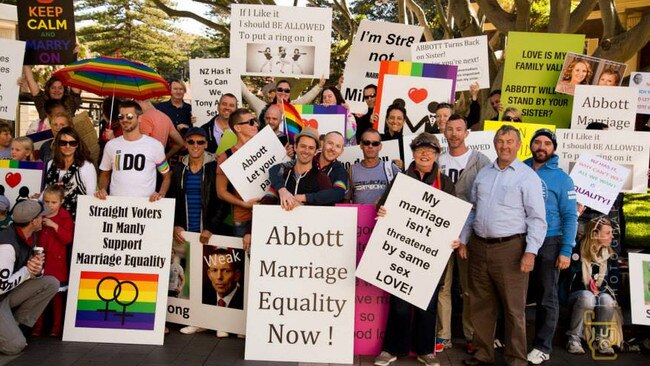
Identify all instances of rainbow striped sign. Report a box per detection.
[292,105,348,139]
[0,159,44,210]
[75,271,158,330]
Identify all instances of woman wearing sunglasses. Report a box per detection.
[501,107,523,122]
[44,127,97,219]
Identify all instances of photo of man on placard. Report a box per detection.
[201,247,244,310]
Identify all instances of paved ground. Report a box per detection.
[1,323,648,366]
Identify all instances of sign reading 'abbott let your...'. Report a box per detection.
[189,58,241,121]
[356,174,471,310]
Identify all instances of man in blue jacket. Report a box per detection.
[524,129,578,364]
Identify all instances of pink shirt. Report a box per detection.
[139,109,175,147]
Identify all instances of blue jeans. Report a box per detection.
[566,290,615,341]
[232,221,250,238]
[531,236,561,353]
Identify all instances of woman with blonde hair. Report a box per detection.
[565,216,617,356]
[556,59,593,95]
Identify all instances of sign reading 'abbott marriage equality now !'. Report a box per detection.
[356,174,471,310]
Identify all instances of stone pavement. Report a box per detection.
[1,324,648,366]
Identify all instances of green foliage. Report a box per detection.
[624,190,650,249]
[75,0,188,80]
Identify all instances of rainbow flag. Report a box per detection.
[280,101,303,144]
[75,271,158,330]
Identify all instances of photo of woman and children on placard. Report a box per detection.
[245,43,316,76]
[555,52,627,95]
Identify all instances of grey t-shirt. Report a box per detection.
[350,161,400,205]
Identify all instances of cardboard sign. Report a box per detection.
[0,160,43,209]
[291,105,347,137]
[63,196,174,345]
[0,39,25,120]
[628,253,650,326]
[555,129,649,193]
[375,61,457,134]
[501,32,584,126]
[411,35,490,91]
[219,126,290,201]
[356,174,471,310]
[342,20,423,113]
[17,0,76,65]
[571,85,637,131]
[630,72,650,115]
[569,153,630,214]
[230,5,332,78]
[167,233,249,335]
[189,58,242,122]
[483,121,556,161]
[338,139,401,172]
[246,205,357,364]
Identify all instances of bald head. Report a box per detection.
[265,105,283,132]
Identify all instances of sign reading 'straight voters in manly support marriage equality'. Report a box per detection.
[246,206,357,364]
[356,174,471,310]
[63,196,175,345]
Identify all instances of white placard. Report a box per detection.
[571,85,637,131]
[0,161,43,210]
[356,174,471,309]
[630,72,650,115]
[338,139,401,172]
[286,105,347,137]
[246,206,357,364]
[402,131,496,169]
[219,126,290,201]
[230,5,331,78]
[556,129,649,193]
[63,196,175,345]
[411,35,489,91]
[189,58,242,122]
[629,253,650,326]
[569,153,629,214]
[342,20,423,113]
[0,39,25,120]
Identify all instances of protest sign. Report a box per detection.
[0,39,25,120]
[571,85,637,131]
[246,205,357,363]
[555,52,627,96]
[17,0,76,65]
[375,61,457,134]
[0,160,43,209]
[569,153,630,214]
[628,253,650,326]
[336,204,389,355]
[501,32,584,126]
[230,5,331,78]
[342,20,423,113]
[630,72,650,115]
[291,105,347,137]
[167,232,248,335]
[219,126,289,201]
[189,58,241,122]
[356,174,471,310]
[402,131,496,170]
[338,138,400,172]
[411,35,489,91]
[484,121,556,160]
[555,129,649,193]
[63,196,174,345]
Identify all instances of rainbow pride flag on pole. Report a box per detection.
[75,271,158,330]
[280,100,304,144]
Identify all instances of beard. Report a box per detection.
[532,150,552,163]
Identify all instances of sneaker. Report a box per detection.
[527,348,550,364]
[417,353,440,366]
[216,330,229,338]
[374,351,397,366]
[597,339,615,355]
[567,339,585,354]
[180,326,206,334]
[435,338,452,352]
[466,341,477,354]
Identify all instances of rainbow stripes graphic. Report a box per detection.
[0,160,44,170]
[75,271,158,330]
[294,105,347,115]
[280,101,304,144]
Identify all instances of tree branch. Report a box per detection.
[598,0,625,39]
[548,0,570,33]
[568,0,598,33]
[593,12,650,62]
[151,0,230,34]
[513,0,531,31]
[476,0,516,32]
[405,0,434,41]
[433,0,454,39]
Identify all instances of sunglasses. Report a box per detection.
[186,139,206,146]
[503,116,522,122]
[361,140,381,147]
[118,113,136,121]
[237,118,259,126]
[58,140,79,147]
[363,94,376,100]
[276,87,291,93]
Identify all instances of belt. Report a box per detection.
[474,233,525,244]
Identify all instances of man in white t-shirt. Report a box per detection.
[435,114,491,355]
[96,100,171,201]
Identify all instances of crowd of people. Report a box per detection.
[0,63,647,366]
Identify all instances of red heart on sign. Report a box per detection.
[303,119,319,128]
[5,172,21,188]
[408,88,428,104]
